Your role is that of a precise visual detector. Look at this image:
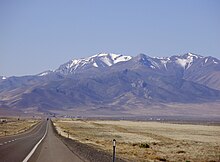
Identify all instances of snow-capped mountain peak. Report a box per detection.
[55,53,132,74]
[46,52,219,76]
[1,76,7,80]
[172,53,203,69]
[184,52,202,58]
[136,53,207,70]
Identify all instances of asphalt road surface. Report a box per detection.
[0,120,47,162]
[29,120,83,162]
[0,119,84,162]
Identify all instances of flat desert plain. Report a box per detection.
[54,119,220,162]
[0,117,39,137]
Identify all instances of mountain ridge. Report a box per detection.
[55,53,132,75]
[0,52,220,115]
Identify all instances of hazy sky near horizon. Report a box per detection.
[1,0,220,76]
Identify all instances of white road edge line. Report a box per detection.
[22,122,48,162]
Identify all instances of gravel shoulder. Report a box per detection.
[51,121,126,162]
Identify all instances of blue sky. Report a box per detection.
[1,0,220,76]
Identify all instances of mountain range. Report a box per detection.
[0,52,220,117]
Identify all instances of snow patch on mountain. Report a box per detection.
[174,53,203,69]
[93,62,98,67]
[91,53,132,65]
[70,53,131,68]
[156,57,170,70]
[175,58,190,68]
[43,52,219,77]
[138,53,205,70]
[55,53,132,74]
[38,70,52,76]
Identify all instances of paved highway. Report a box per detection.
[29,120,83,162]
[0,120,47,162]
[0,119,83,162]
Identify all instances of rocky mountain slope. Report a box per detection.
[0,53,220,114]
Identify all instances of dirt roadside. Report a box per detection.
[51,121,126,162]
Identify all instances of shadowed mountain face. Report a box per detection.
[0,53,220,113]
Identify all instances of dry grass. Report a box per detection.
[53,119,220,162]
[0,117,39,137]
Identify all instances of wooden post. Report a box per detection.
[113,139,116,162]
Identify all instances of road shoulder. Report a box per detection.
[51,121,126,162]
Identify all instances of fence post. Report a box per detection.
[113,139,116,162]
